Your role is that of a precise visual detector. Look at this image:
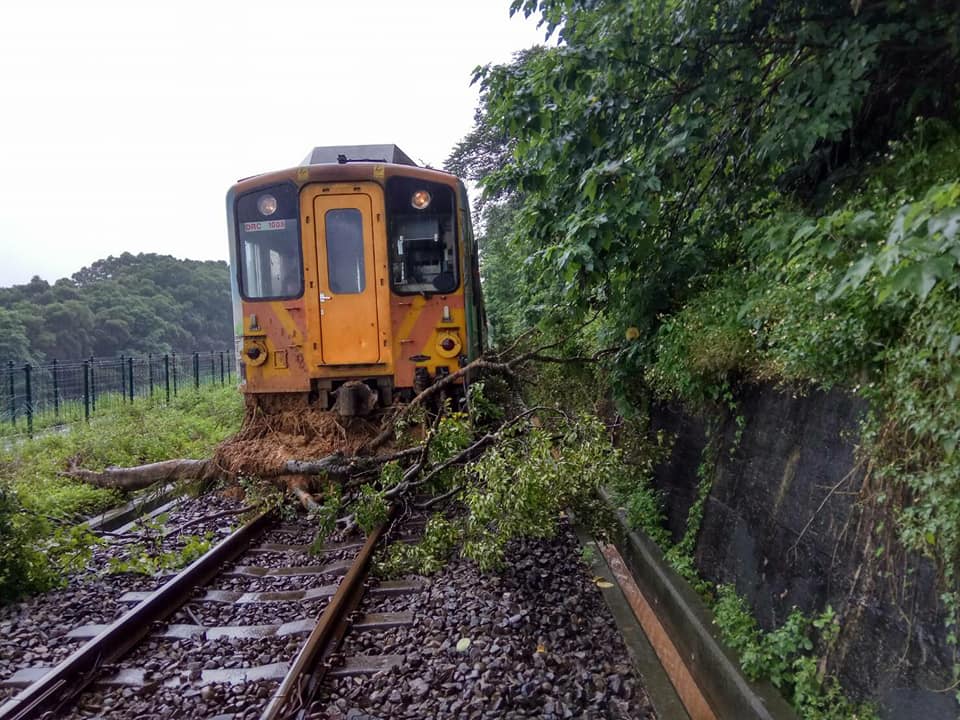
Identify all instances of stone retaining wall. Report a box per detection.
[650,384,957,718]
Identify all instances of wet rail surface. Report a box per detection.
[1,508,659,720]
[0,510,424,720]
[259,510,412,720]
[0,509,275,719]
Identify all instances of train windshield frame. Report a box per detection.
[385,177,459,295]
[235,183,304,301]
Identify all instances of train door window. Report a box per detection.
[236,185,303,299]
[386,177,458,294]
[324,209,365,294]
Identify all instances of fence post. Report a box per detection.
[120,354,126,402]
[209,351,215,387]
[90,356,97,412]
[164,354,171,403]
[172,352,178,397]
[148,353,154,397]
[220,351,225,385]
[83,360,90,422]
[52,358,60,418]
[128,356,134,401]
[193,352,200,390]
[227,351,233,382]
[8,360,15,427]
[24,364,33,437]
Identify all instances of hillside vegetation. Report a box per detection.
[0,253,233,362]
[448,0,960,714]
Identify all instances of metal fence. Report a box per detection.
[0,351,236,438]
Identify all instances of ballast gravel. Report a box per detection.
[0,492,247,700]
[4,504,657,720]
[310,522,657,720]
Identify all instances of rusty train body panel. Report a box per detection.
[226,146,484,411]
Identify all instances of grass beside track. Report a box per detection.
[0,384,244,604]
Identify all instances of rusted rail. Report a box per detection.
[0,508,274,720]
[260,513,395,720]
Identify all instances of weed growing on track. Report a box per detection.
[0,384,242,603]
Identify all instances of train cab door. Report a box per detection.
[310,189,384,365]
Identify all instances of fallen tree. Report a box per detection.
[61,325,623,563]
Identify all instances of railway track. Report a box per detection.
[0,509,275,719]
[0,505,426,720]
[1,497,674,720]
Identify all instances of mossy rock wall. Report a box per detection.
[651,384,958,718]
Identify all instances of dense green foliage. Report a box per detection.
[370,410,619,576]
[713,587,876,719]
[0,253,233,363]
[471,0,959,343]
[0,384,243,603]
[448,0,960,713]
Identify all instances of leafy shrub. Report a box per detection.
[463,416,618,569]
[379,515,461,576]
[834,183,960,304]
[645,277,755,405]
[743,271,886,388]
[713,585,876,720]
[354,484,389,535]
[0,482,52,603]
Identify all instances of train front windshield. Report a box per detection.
[386,177,458,295]
[236,185,303,299]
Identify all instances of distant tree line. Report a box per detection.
[0,253,233,363]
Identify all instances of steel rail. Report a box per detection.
[0,508,275,720]
[85,483,181,534]
[260,512,395,720]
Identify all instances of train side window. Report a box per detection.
[325,209,365,294]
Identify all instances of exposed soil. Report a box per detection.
[213,402,387,480]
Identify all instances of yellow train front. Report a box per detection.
[226,145,485,414]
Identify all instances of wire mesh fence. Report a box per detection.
[0,351,236,438]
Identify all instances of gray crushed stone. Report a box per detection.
[4,507,658,720]
[309,522,656,719]
[0,492,248,692]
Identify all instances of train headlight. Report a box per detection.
[435,333,462,359]
[411,190,431,210]
[257,194,278,216]
[243,339,269,366]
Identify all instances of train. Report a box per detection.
[226,144,485,416]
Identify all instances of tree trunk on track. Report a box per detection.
[62,448,421,510]
[63,459,217,490]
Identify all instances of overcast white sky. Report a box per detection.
[0,1,544,287]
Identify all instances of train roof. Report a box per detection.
[301,144,417,167]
